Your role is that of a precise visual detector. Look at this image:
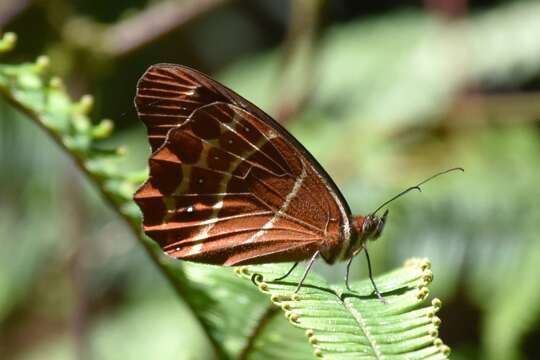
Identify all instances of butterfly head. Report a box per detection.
[345,210,389,259]
[361,209,388,241]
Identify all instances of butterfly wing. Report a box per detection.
[134,64,353,265]
[135,63,269,152]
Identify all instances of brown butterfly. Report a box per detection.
[133,63,461,297]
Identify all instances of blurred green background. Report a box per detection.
[1,0,540,359]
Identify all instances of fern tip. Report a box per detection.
[35,55,50,72]
[0,32,17,52]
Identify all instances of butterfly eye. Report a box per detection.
[361,216,374,233]
[372,220,385,240]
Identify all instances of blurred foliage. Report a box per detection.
[0,31,447,359]
[1,1,540,359]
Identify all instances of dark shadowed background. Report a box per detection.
[1,0,540,359]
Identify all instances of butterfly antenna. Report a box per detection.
[371,167,464,215]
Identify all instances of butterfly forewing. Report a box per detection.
[134,64,354,265]
[135,64,265,152]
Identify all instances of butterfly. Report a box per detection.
[133,63,461,297]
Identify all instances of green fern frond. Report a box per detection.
[237,259,449,359]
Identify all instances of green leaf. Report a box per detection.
[237,258,449,359]
[182,263,270,358]
[240,308,314,360]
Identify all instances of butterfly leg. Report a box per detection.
[344,247,386,303]
[294,251,320,293]
[345,248,365,291]
[345,256,355,291]
[273,262,299,281]
[364,247,387,304]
